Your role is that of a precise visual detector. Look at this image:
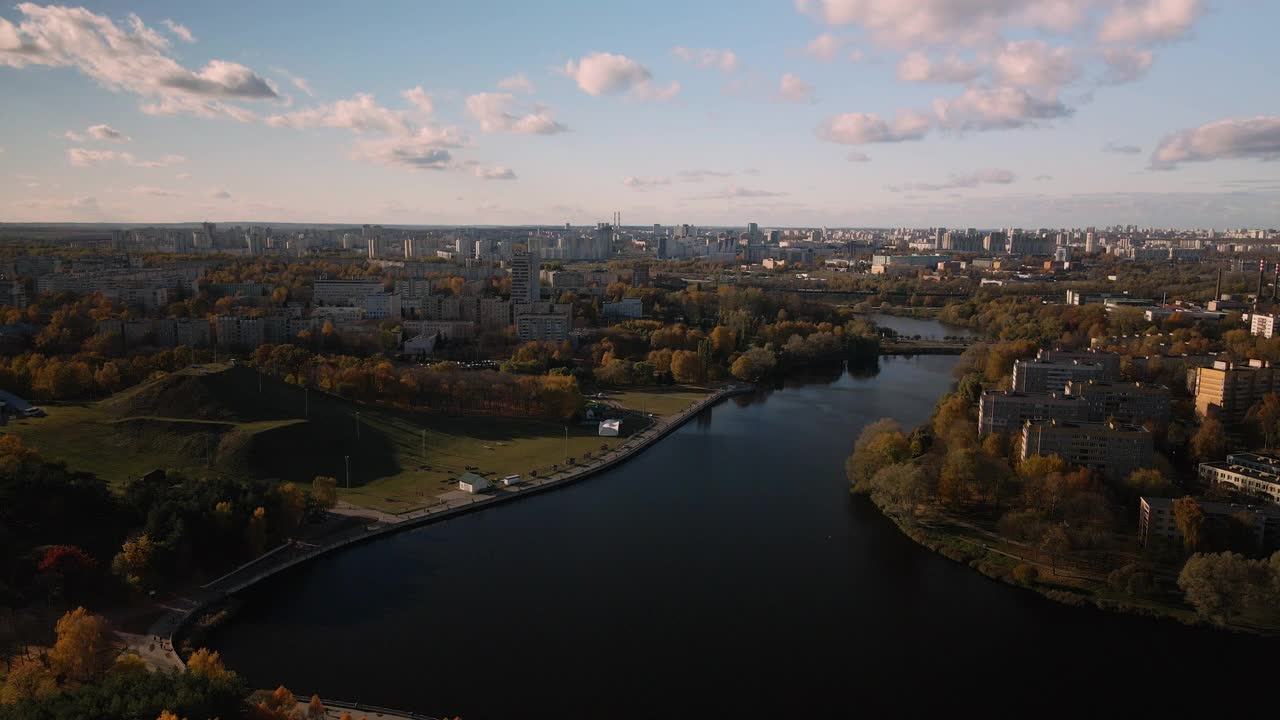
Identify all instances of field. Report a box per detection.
[601,387,711,417]
[6,364,665,514]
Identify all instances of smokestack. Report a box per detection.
[1258,260,1266,306]
[1273,263,1279,301]
[1215,268,1222,301]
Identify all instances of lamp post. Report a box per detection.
[344,455,351,489]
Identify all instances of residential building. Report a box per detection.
[1189,360,1280,423]
[479,297,512,328]
[1198,453,1280,505]
[515,311,570,343]
[977,391,1090,434]
[1038,349,1121,379]
[602,297,643,322]
[1012,360,1111,394]
[1020,419,1153,481]
[1251,313,1276,339]
[363,292,402,320]
[511,252,539,304]
[313,279,385,307]
[1064,380,1171,426]
[1140,496,1280,553]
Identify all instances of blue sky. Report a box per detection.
[2,0,1278,227]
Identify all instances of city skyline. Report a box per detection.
[2,0,1278,228]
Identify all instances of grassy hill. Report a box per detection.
[7,363,659,513]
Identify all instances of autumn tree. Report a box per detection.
[846,419,911,490]
[1173,496,1207,553]
[275,483,307,535]
[0,656,59,704]
[312,476,337,509]
[1125,468,1175,500]
[1246,393,1280,449]
[1190,417,1227,462]
[246,506,269,555]
[729,347,776,382]
[49,607,115,682]
[670,350,705,384]
[1177,552,1269,622]
[112,533,155,589]
[186,648,233,682]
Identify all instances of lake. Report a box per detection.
[210,333,1268,718]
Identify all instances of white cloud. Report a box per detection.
[87,124,130,142]
[802,33,846,61]
[695,185,789,200]
[932,85,1072,131]
[992,40,1078,90]
[497,73,536,94]
[1098,0,1202,43]
[473,165,517,180]
[1150,116,1280,169]
[623,176,672,190]
[266,93,410,134]
[776,73,816,103]
[847,151,871,162]
[672,46,739,72]
[888,168,1016,192]
[465,93,567,134]
[351,129,460,171]
[564,52,679,101]
[1101,47,1153,84]
[795,0,1093,46]
[1103,141,1142,154]
[401,86,434,115]
[816,111,932,144]
[211,189,231,200]
[0,5,277,120]
[677,169,734,182]
[130,184,181,197]
[66,148,184,167]
[175,172,191,180]
[271,67,314,96]
[63,130,85,142]
[161,19,195,43]
[896,52,980,83]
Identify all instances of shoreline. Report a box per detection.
[862,493,1278,638]
[155,383,756,667]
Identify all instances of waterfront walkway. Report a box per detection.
[127,384,751,675]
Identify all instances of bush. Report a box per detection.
[1012,563,1039,586]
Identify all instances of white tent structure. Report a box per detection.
[599,418,621,437]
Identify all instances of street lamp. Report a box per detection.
[344,455,351,489]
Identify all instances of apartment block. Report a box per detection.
[1140,496,1280,552]
[1064,380,1171,426]
[313,279,385,307]
[1189,360,1280,423]
[977,391,1090,434]
[1012,360,1111,394]
[1020,419,1153,481]
[1037,349,1121,378]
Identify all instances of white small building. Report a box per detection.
[458,472,490,494]
[599,418,621,437]
[501,474,520,486]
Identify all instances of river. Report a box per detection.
[209,333,1268,718]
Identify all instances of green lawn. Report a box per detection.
[602,387,711,417]
[7,365,650,515]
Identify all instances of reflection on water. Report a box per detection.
[209,336,1267,719]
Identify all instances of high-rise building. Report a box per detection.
[511,252,540,304]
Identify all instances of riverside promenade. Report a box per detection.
[138,383,753,672]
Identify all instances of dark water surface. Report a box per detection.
[210,353,1268,718]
